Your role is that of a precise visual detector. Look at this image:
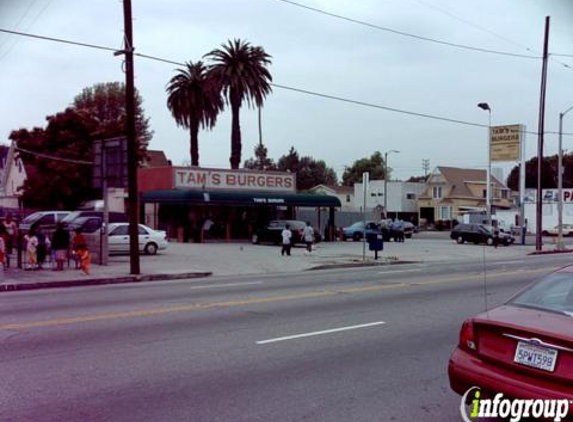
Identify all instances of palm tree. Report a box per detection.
[166,61,222,166]
[205,39,272,169]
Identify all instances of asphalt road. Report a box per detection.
[1,253,572,422]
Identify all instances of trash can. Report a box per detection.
[366,232,384,259]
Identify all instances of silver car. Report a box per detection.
[107,223,168,255]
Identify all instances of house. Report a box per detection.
[0,142,26,209]
[418,166,511,225]
[307,184,355,211]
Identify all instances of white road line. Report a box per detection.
[188,281,263,290]
[256,321,386,345]
[378,269,423,274]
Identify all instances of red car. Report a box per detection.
[449,266,573,415]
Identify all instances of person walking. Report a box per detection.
[281,223,292,256]
[303,221,315,254]
[51,222,70,271]
[493,227,500,249]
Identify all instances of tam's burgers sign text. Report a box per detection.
[174,168,296,192]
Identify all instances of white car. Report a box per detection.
[107,223,168,255]
[542,224,573,237]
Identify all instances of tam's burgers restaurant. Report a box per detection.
[138,167,341,242]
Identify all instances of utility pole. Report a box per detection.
[121,0,140,274]
[535,16,550,252]
[422,159,430,179]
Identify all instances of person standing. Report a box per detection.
[24,228,38,270]
[51,222,70,271]
[303,221,315,254]
[281,223,292,256]
[0,225,6,277]
[493,227,500,248]
[34,225,50,269]
[3,214,17,265]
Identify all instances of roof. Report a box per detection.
[437,166,506,198]
[143,150,172,168]
[308,184,353,195]
[141,190,342,207]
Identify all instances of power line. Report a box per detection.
[15,146,92,165]
[273,0,540,60]
[0,28,117,53]
[2,27,573,137]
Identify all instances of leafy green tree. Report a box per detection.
[243,144,276,170]
[342,151,388,186]
[11,109,98,209]
[73,81,153,158]
[506,154,572,190]
[166,61,223,166]
[277,147,337,190]
[205,39,272,169]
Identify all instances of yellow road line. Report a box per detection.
[0,266,552,331]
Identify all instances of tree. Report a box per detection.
[506,154,572,190]
[73,81,153,158]
[243,143,276,170]
[205,39,272,169]
[342,151,388,186]
[11,109,98,209]
[277,146,338,190]
[407,175,428,183]
[166,61,223,166]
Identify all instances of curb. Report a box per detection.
[308,260,420,271]
[0,272,213,292]
[528,249,573,256]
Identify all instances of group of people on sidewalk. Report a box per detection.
[281,221,316,257]
[0,217,92,275]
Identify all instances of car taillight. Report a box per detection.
[459,319,477,353]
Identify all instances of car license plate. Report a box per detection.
[514,341,558,372]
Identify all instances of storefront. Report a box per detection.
[139,167,341,242]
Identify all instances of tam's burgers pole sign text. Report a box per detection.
[174,168,296,192]
[490,124,524,162]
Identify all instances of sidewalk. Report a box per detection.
[0,233,559,292]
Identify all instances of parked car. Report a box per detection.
[19,211,70,233]
[448,266,573,413]
[342,221,381,241]
[543,224,573,237]
[66,216,104,234]
[61,211,127,228]
[106,223,168,255]
[450,223,514,246]
[252,220,322,245]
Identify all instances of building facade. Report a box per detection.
[417,166,511,225]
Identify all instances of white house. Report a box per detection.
[0,142,26,209]
[307,184,355,211]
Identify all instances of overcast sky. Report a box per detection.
[1,0,572,182]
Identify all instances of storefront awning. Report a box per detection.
[141,190,341,207]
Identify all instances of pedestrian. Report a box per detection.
[281,223,292,256]
[34,224,50,269]
[77,245,91,275]
[0,225,6,277]
[51,222,70,271]
[303,221,315,254]
[24,228,38,270]
[493,227,500,248]
[73,228,87,269]
[3,213,17,265]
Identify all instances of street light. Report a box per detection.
[478,102,492,225]
[384,150,400,219]
[557,104,573,250]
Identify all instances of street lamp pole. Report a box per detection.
[384,150,399,219]
[478,103,492,225]
[557,104,573,250]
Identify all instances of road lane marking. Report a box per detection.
[378,269,422,274]
[0,266,553,331]
[188,281,264,290]
[256,321,386,345]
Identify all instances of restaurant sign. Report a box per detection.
[174,168,296,192]
[490,124,523,162]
